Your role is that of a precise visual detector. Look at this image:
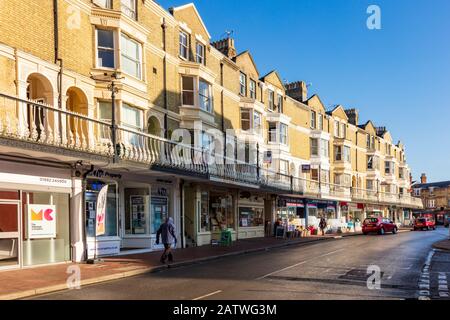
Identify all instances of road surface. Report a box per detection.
[33,227,450,300]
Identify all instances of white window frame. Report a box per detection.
[121,0,137,20]
[96,28,116,69]
[277,94,283,113]
[179,31,189,60]
[240,73,247,96]
[120,33,142,79]
[198,79,213,113]
[240,108,251,131]
[181,76,195,106]
[279,123,288,145]
[318,114,323,131]
[310,138,319,156]
[249,80,256,99]
[310,111,316,129]
[268,90,275,111]
[196,42,205,64]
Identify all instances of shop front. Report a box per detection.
[276,197,306,234]
[193,186,236,246]
[237,192,265,239]
[0,161,72,270]
[340,202,365,232]
[306,200,338,228]
[85,169,178,257]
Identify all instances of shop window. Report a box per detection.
[151,196,169,234]
[22,192,70,267]
[124,188,150,235]
[85,181,118,238]
[0,189,20,200]
[199,191,210,232]
[239,207,264,227]
[210,193,234,231]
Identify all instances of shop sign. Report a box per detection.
[0,172,71,188]
[96,185,108,236]
[89,170,122,180]
[279,197,305,208]
[301,164,311,173]
[27,205,56,239]
[263,151,273,164]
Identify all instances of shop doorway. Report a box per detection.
[0,202,20,269]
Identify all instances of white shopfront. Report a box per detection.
[0,160,73,270]
[85,170,179,257]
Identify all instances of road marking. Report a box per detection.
[256,248,345,280]
[192,290,222,301]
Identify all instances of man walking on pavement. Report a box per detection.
[156,217,177,264]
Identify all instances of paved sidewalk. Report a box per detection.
[433,239,450,251]
[0,232,364,300]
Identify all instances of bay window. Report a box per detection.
[199,79,213,113]
[279,123,288,145]
[122,103,142,145]
[268,122,277,142]
[241,109,251,131]
[367,180,374,191]
[320,139,329,157]
[97,29,115,69]
[367,155,379,170]
[121,33,141,79]
[335,145,342,161]
[279,160,289,175]
[310,138,319,156]
[253,111,262,131]
[179,32,189,59]
[182,76,195,106]
[344,146,351,162]
[385,161,394,175]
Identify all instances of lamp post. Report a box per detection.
[90,72,123,163]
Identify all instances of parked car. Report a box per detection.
[413,217,436,231]
[362,217,398,235]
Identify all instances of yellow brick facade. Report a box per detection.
[0,0,419,211]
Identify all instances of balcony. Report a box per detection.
[0,92,424,210]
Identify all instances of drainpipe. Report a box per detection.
[180,179,185,248]
[162,18,168,139]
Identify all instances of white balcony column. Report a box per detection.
[17,80,30,137]
[70,176,85,262]
[336,205,342,220]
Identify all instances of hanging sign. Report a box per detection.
[96,185,109,236]
[27,205,56,239]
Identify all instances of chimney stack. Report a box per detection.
[345,109,359,126]
[420,173,427,184]
[211,37,237,59]
[285,81,308,103]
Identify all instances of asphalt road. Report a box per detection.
[33,227,450,300]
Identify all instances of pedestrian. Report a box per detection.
[156,217,177,264]
[319,217,327,236]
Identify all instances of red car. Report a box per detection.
[413,217,436,231]
[362,217,398,235]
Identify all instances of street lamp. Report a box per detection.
[90,72,124,163]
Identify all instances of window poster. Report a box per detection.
[131,195,147,234]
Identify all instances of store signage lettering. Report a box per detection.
[90,170,122,180]
[27,205,56,239]
[96,185,108,236]
[0,172,71,188]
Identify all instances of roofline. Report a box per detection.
[170,3,211,39]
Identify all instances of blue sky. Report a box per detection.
[157,0,450,182]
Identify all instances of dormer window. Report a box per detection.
[179,32,189,59]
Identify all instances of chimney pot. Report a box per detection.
[420,173,427,184]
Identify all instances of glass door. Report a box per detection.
[0,202,20,269]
